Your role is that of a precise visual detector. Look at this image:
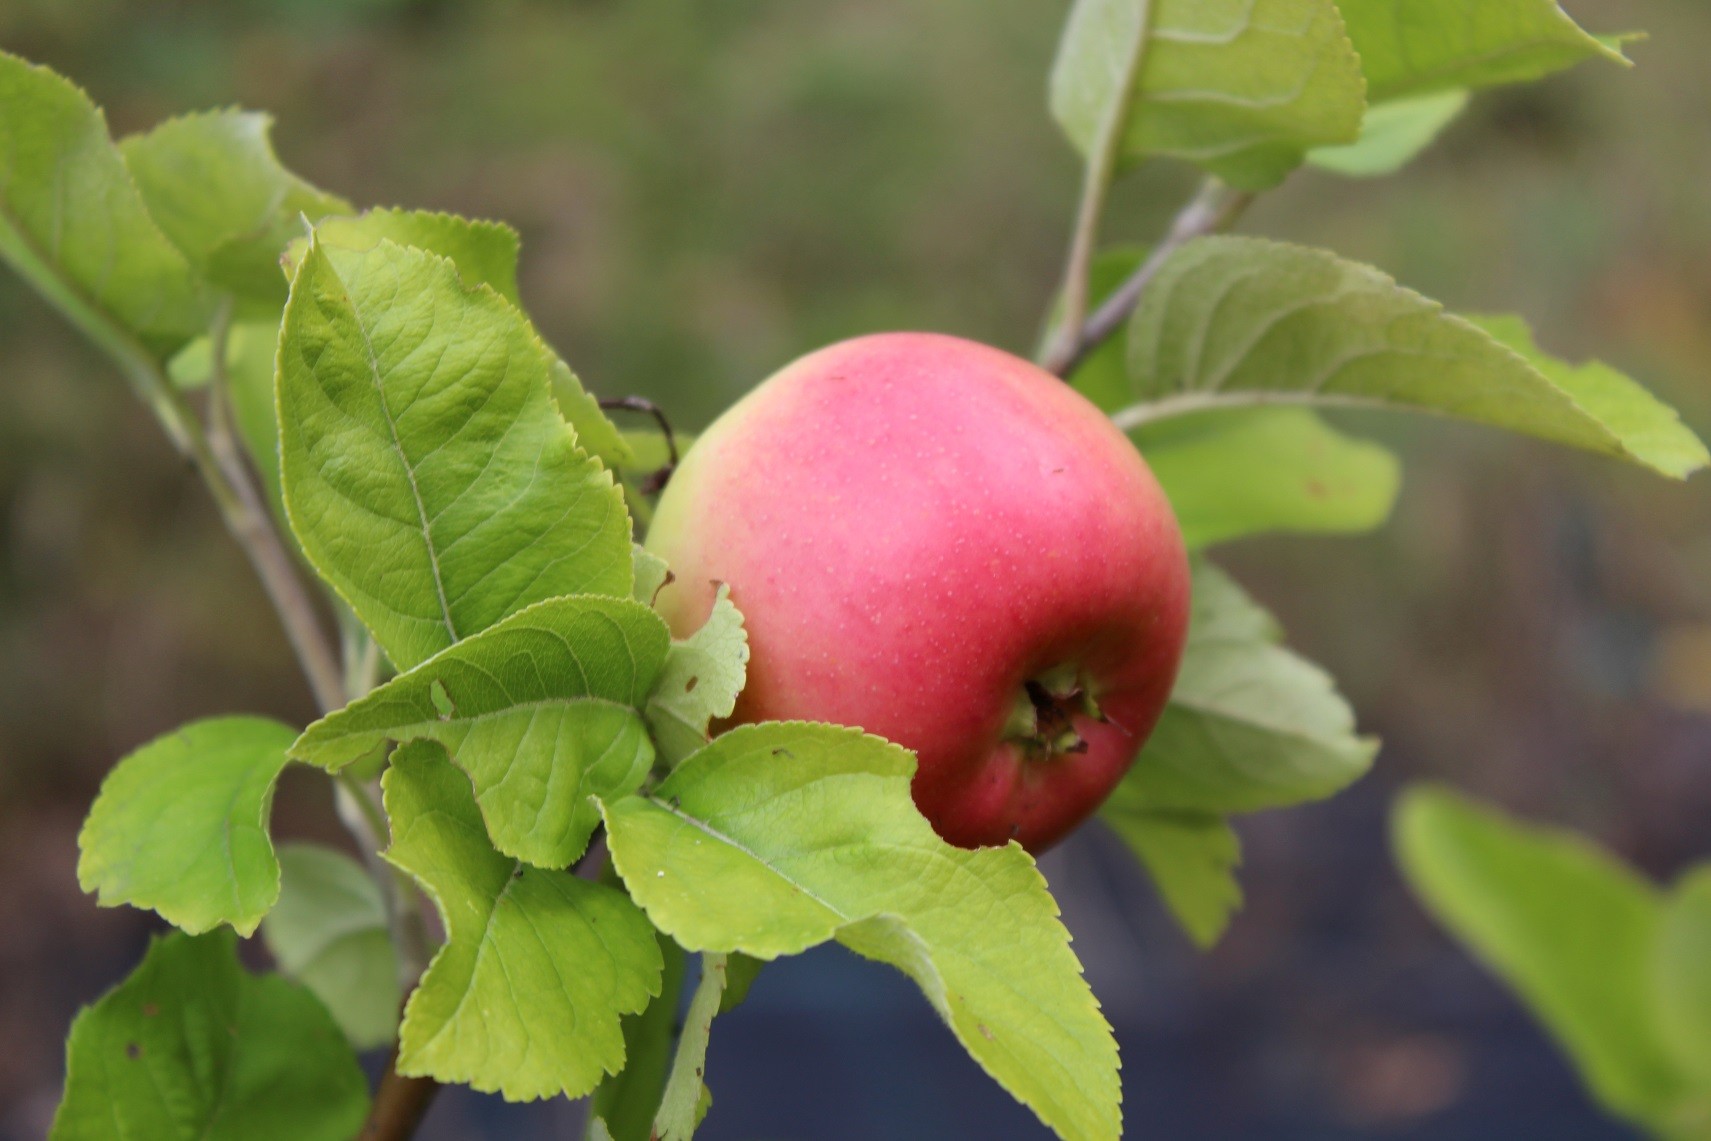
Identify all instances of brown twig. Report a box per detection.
[357,1049,440,1141]
[600,395,680,494]
[1042,180,1255,379]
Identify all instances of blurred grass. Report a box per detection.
[0,0,1708,1136]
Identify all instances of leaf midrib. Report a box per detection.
[335,248,461,647]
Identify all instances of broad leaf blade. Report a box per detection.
[1050,0,1366,190]
[77,716,297,936]
[1137,408,1400,548]
[384,741,662,1100]
[286,209,633,466]
[261,844,401,1050]
[1336,0,1630,103]
[1470,314,1709,480]
[1098,808,1242,948]
[294,595,669,867]
[1124,237,1707,479]
[1395,787,1690,1125]
[604,722,1120,1141]
[291,207,522,303]
[51,930,368,1141]
[644,583,750,765]
[1124,562,1375,813]
[0,51,207,356]
[277,237,632,670]
[1308,89,1470,177]
[120,109,348,307]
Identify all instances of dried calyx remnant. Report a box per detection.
[1003,663,1104,759]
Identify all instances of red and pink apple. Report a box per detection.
[644,332,1190,852]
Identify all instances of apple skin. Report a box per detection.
[644,332,1190,852]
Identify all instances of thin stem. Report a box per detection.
[1047,156,1123,371]
[336,775,433,982]
[1039,0,1156,373]
[356,1054,438,1141]
[338,767,439,1141]
[651,952,728,1141]
[598,396,680,468]
[1044,180,1254,378]
[201,307,346,714]
[0,210,201,454]
[600,395,680,495]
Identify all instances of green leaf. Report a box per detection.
[77,716,298,937]
[591,932,687,1141]
[603,722,1119,1141]
[0,51,207,358]
[288,203,636,478]
[1098,808,1242,948]
[260,843,401,1050]
[643,583,750,766]
[290,207,522,304]
[655,952,728,1141]
[284,209,632,467]
[384,741,662,1100]
[294,595,668,867]
[1137,408,1400,548]
[119,109,348,308]
[1050,0,1366,190]
[1124,561,1375,813]
[1394,786,1690,1124]
[1335,0,1631,103]
[1656,869,1711,1087]
[1470,314,1710,480]
[50,929,368,1141]
[1121,236,1708,480]
[1308,89,1469,177]
[277,237,633,671]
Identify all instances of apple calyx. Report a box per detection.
[1002,664,1105,761]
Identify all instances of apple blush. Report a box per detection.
[644,332,1191,853]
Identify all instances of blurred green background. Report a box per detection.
[2,1,1709,1137]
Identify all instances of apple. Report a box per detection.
[644,332,1190,852]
